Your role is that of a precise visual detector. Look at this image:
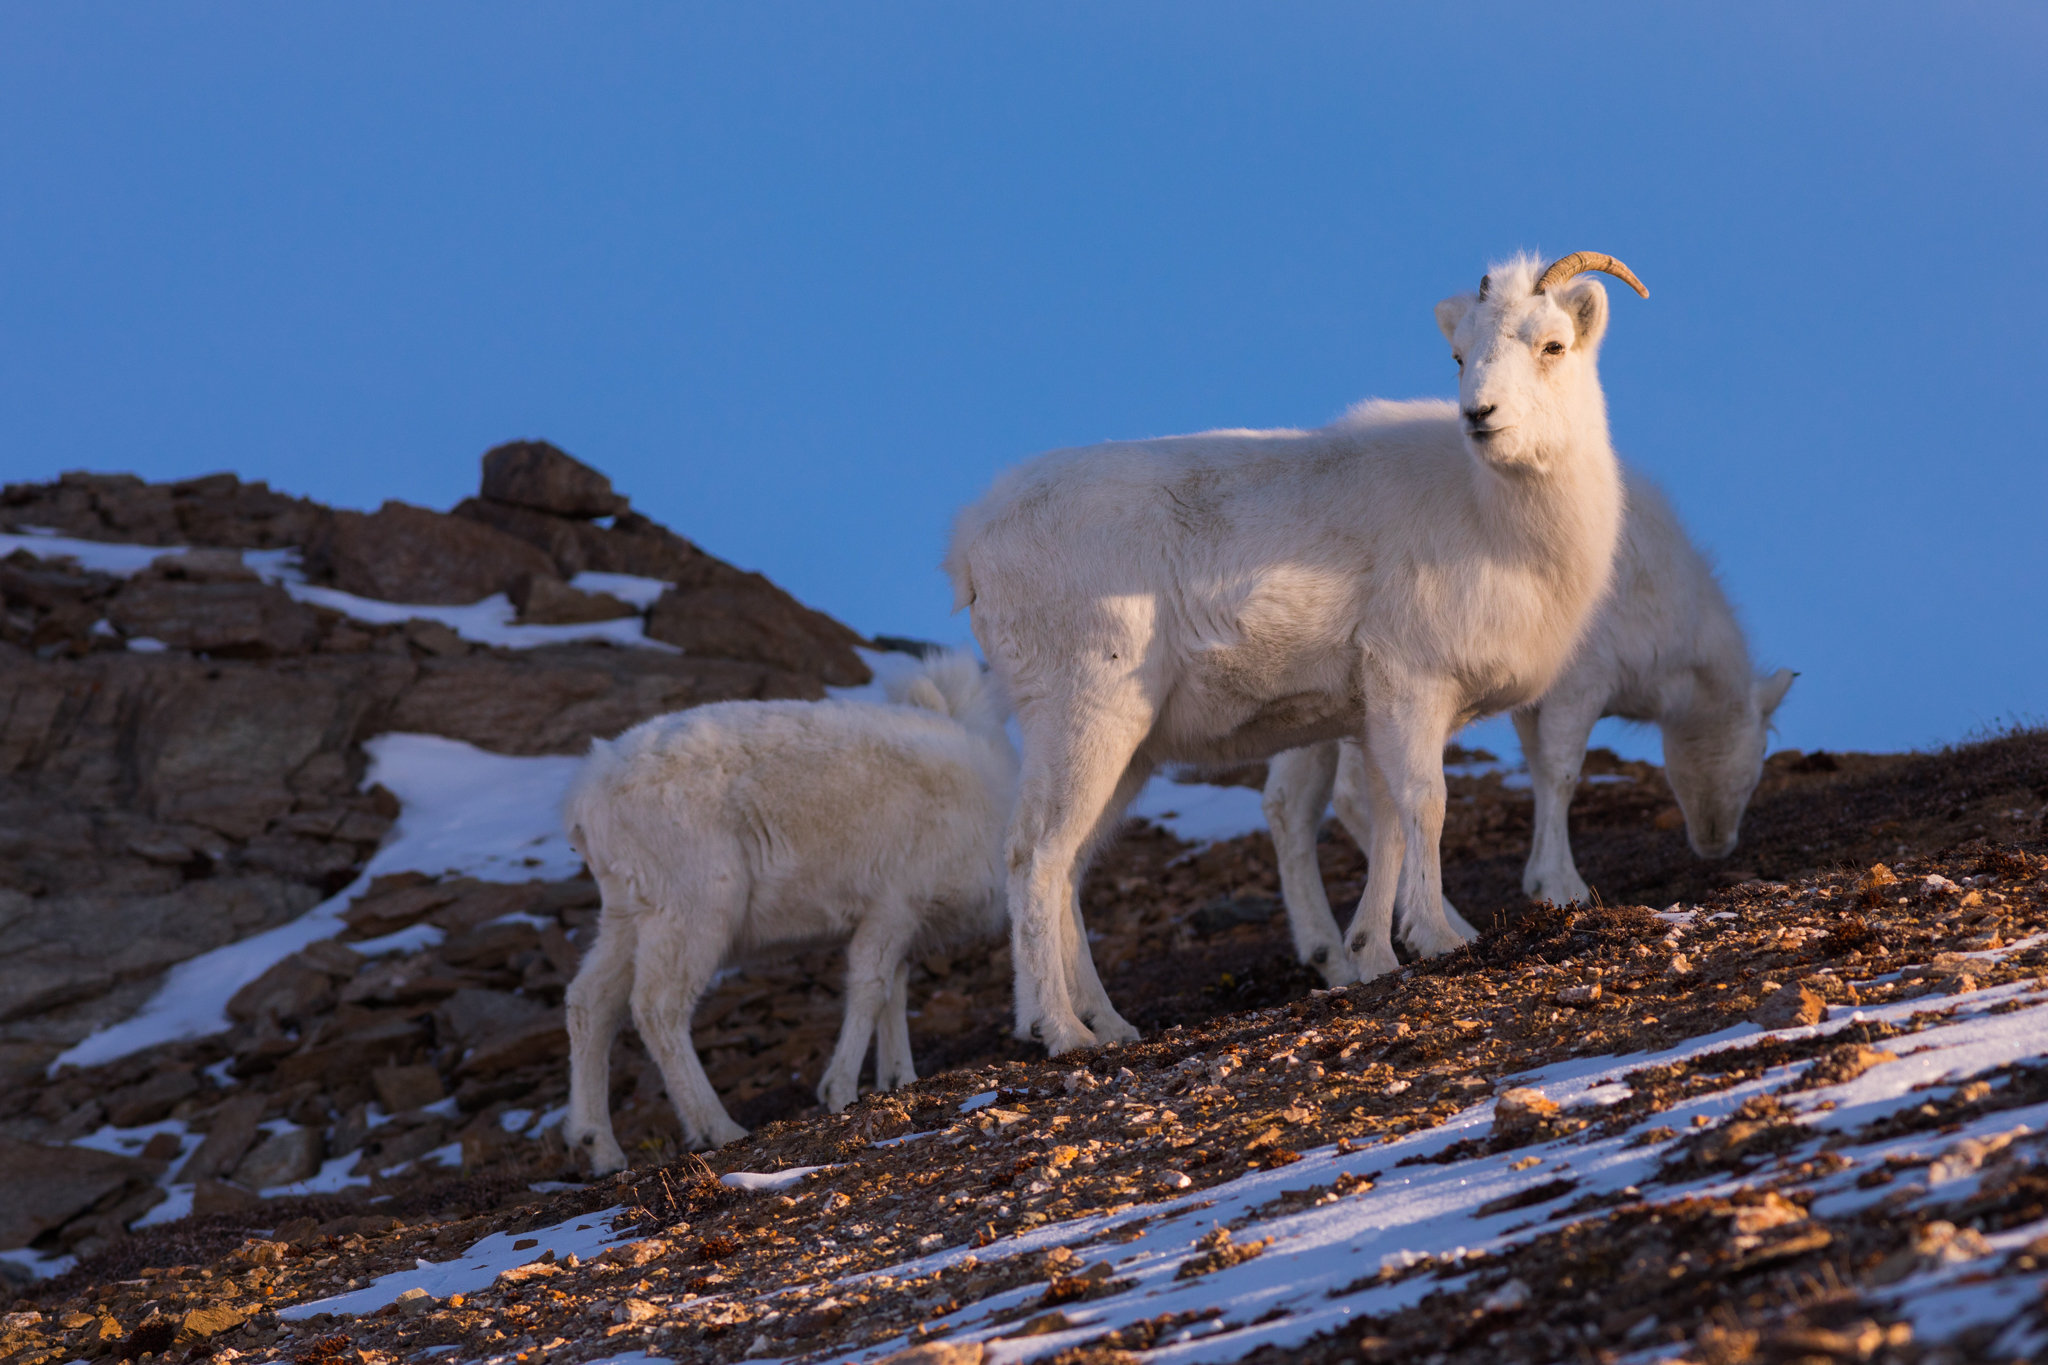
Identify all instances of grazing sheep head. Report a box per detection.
[1662,667,1797,859]
[1434,251,1648,471]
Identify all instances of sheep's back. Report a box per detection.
[572,699,1010,947]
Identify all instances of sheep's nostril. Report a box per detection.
[1463,404,1496,425]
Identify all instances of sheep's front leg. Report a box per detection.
[821,913,918,1112]
[873,959,916,1093]
[563,894,637,1175]
[1332,742,1478,941]
[1514,695,1600,906]
[1360,692,1465,962]
[628,908,746,1150]
[1006,689,1155,1056]
[1263,742,1355,985]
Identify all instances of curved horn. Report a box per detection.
[1534,251,1649,299]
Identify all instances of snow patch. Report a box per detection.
[55,732,586,1070]
[719,1166,833,1192]
[279,1207,630,1320]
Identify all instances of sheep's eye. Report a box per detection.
[1542,340,1566,356]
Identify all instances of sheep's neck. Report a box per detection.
[1468,376,1621,596]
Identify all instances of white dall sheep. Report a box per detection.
[946,251,1648,1055]
[560,651,1015,1170]
[1263,464,1795,984]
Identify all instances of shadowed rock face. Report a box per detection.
[301,501,560,606]
[0,443,871,1062]
[478,440,627,519]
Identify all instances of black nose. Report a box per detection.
[1462,404,1496,426]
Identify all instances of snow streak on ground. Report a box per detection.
[0,532,677,652]
[279,1208,631,1321]
[56,734,586,1070]
[742,969,2048,1365]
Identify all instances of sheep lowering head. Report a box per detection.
[1263,465,1795,984]
[947,251,1648,1055]
[558,650,1015,1171]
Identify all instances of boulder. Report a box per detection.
[1752,984,1827,1030]
[647,580,870,685]
[271,1013,427,1090]
[176,1093,269,1183]
[478,441,627,519]
[225,958,339,1027]
[436,988,566,1077]
[301,501,557,605]
[1492,1088,1560,1138]
[339,880,461,938]
[385,646,824,756]
[452,499,712,583]
[372,1063,446,1114]
[103,1069,200,1128]
[105,576,320,657]
[231,1127,323,1190]
[509,572,636,625]
[0,1136,161,1250]
[354,1118,449,1175]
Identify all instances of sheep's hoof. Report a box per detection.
[1036,1016,1101,1057]
[1311,949,1362,988]
[1349,940,1401,981]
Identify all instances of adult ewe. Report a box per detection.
[1264,464,1795,984]
[947,251,1647,1054]
[561,651,1014,1169]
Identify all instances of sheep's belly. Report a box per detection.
[1149,677,1359,768]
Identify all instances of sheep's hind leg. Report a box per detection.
[628,907,745,1150]
[1058,755,1154,1044]
[1006,689,1155,1056]
[1333,742,1478,942]
[1264,742,1355,986]
[1515,697,1598,906]
[821,912,919,1112]
[873,959,916,1093]
[563,890,637,1175]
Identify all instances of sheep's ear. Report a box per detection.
[1757,668,1796,717]
[1557,276,1609,349]
[1435,294,1473,343]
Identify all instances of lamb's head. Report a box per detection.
[1662,667,1796,859]
[1435,251,1647,470]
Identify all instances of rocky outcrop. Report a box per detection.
[0,444,874,1058]
[301,501,560,606]
[0,471,329,549]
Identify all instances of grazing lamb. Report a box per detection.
[1264,464,1795,984]
[560,651,1015,1170]
[946,251,1649,1054]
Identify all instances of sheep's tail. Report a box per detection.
[885,649,1010,741]
[561,735,626,884]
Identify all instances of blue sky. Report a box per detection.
[2,4,2042,761]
